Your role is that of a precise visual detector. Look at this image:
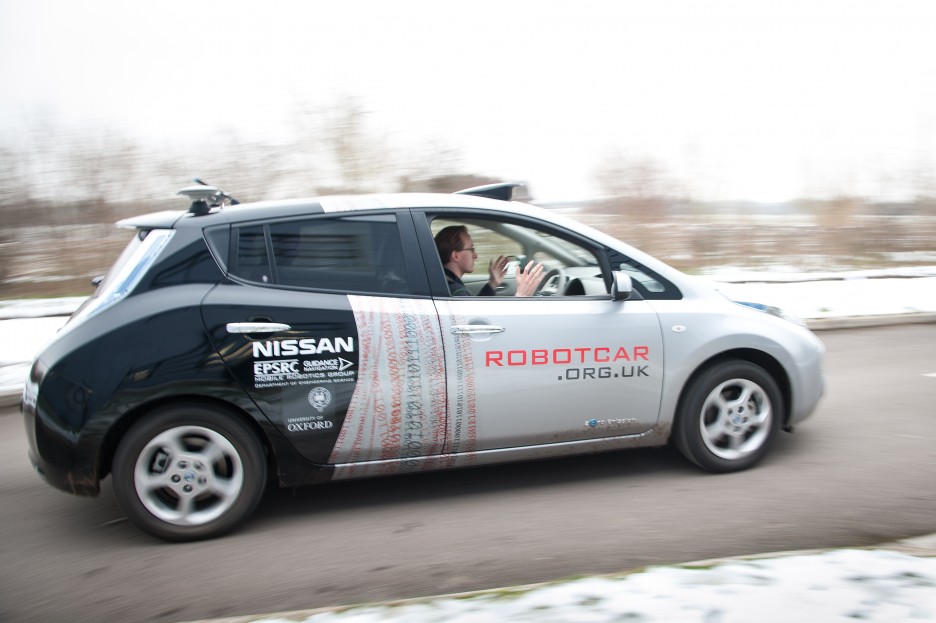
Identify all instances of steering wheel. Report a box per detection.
[534,267,567,296]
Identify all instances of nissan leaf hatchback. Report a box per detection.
[23,182,824,541]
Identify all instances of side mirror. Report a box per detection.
[91,275,105,287]
[610,271,633,302]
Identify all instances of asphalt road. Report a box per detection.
[2,324,935,623]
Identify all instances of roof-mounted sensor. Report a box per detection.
[454,182,525,201]
[176,178,240,215]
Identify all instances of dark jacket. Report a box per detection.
[444,268,495,297]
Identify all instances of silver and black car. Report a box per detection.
[23,182,824,541]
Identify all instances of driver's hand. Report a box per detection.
[514,261,545,297]
[488,255,508,288]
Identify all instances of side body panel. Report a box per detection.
[649,294,825,428]
[201,283,362,464]
[434,296,665,452]
[325,295,447,477]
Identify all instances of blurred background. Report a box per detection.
[1,0,935,299]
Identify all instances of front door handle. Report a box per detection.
[450,325,506,335]
[226,322,292,334]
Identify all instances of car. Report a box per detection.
[22,181,825,541]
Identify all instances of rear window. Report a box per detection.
[68,228,176,325]
[230,214,410,295]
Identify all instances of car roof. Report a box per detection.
[114,187,697,299]
[119,192,552,231]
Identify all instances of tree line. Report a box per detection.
[1,98,935,298]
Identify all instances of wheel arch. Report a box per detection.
[675,348,792,431]
[97,395,278,484]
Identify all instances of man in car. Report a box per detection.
[434,225,545,297]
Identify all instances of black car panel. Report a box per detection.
[201,284,363,465]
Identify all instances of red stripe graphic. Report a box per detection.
[435,300,478,467]
[329,296,447,475]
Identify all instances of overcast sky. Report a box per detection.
[2,0,935,202]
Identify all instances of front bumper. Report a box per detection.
[787,332,825,427]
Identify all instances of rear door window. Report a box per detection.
[230,214,410,295]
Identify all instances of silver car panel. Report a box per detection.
[436,296,665,452]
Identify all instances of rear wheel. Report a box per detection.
[673,360,783,472]
[112,403,266,541]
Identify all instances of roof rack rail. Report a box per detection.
[454,182,525,201]
[176,178,240,216]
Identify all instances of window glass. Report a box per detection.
[68,229,175,326]
[606,248,681,299]
[268,214,409,294]
[617,259,666,293]
[233,225,271,283]
[431,217,607,297]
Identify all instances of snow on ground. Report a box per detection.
[4,270,936,622]
[244,549,936,623]
[0,316,68,399]
[706,268,936,321]
[0,296,88,320]
[0,296,79,397]
[703,264,936,282]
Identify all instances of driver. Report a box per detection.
[434,225,545,297]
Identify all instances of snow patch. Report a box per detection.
[252,550,936,622]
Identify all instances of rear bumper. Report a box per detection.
[21,359,101,497]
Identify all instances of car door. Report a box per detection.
[201,210,447,468]
[422,213,665,454]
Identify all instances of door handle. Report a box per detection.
[226,322,292,334]
[450,325,506,335]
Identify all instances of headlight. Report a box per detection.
[735,301,807,327]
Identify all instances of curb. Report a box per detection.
[807,312,936,331]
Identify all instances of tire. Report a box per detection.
[673,360,783,473]
[112,403,266,541]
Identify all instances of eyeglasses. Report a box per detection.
[459,246,477,254]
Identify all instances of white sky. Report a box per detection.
[2,0,935,202]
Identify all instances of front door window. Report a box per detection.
[427,215,664,453]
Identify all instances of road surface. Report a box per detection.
[1,324,934,622]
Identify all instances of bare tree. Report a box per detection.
[314,95,392,193]
[591,153,678,224]
[0,145,31,226]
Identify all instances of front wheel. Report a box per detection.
[112,403,266,541]
[673,360,783,472]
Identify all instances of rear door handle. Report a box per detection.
[450,325,506,335]
[226,322,291,334]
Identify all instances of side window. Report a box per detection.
[232,225,272,283]
[432,219,523,268]
[232,214,410,295]
[606,249,681,299]
[430,217,607,297]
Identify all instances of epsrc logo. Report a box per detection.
[254,359,299,375]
